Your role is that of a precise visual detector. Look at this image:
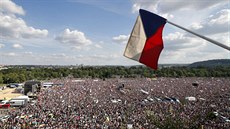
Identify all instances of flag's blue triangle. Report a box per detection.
[139,9,166,38]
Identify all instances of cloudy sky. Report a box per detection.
[0,0,229,65]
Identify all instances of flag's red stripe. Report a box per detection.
[139,25,165,70]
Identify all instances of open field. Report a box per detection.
[0,88,23,100]
[1,77,230,128]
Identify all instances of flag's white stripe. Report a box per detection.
[124,15,146,61]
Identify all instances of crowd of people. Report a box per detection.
[1,77,229,128]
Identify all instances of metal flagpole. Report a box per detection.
[167,20,230,51]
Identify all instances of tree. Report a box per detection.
[0,73,3,84]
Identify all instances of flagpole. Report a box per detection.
[167,20,230,51]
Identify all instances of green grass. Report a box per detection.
[0,84,6,87]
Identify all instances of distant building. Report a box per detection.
[43,82,53,88]
[24,81,41,95]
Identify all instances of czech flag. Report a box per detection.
[124,9,166,70]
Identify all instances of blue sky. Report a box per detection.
[0,0,229,65]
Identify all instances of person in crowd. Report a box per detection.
[0,78,229,128]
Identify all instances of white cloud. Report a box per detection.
[112,34,130,44]
[12,43,23,49]
[79,54,120,65]
[23,51,33,55]
[72,46,83,50]
[0,43,5,48]
[51,53,68,58]
[131,1,229,64]
[199,32,230,52]
[0,0,25,15]
[164,9,230,54]
[132,0,158,14]
[160,44,228,64]
[157,0,227,13]
[163,32,205,51]
[55,29,92,48]
[94,44,102,48]
[0,14,48,39]
[90,54,118,59]
[131,0,229,25]
[160,31,229,64]
[0,0,48,39]
[161,13,174,19]
[190,23,203,30]
[209,9,229,25]
[0,51,121,65]
[190,9,230,35]
[132,0,228,14]
[3,52,17,57]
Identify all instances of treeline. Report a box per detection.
[189,59,230,67]
[0,66,230,84]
